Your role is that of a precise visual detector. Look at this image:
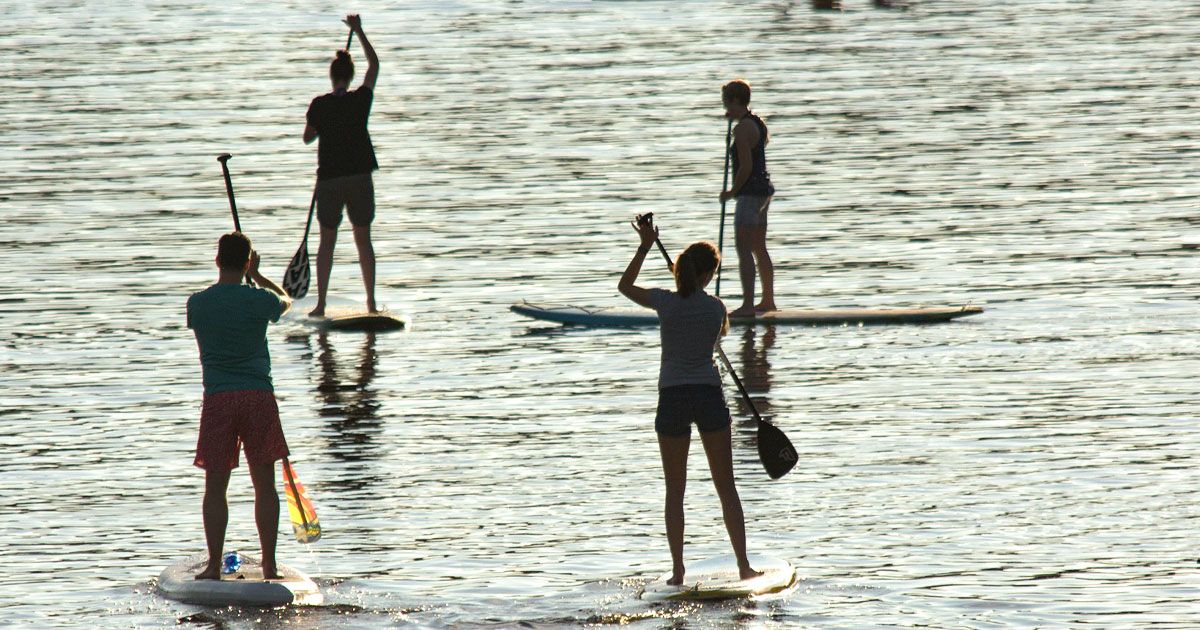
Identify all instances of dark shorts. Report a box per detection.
[655,385,732,437]
[317,172,375,229]
[195,389,289,471]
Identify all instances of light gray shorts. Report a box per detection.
[734,195,771,229]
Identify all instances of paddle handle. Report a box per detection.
[346,29,354,51]
[715,118,733,297]
[217,153,254,286]
[637,214,675,272]
[217,153,240,231]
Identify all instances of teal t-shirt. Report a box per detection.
[186,283,285,395]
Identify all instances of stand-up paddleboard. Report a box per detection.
[307,306,405,332]
[512,300,982,327]
[157,552,323,607]
[641,554,798,602]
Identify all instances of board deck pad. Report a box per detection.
[512,301,982,327]
[641,554,798,602]
[157,552,323,607]
[308,307,405,332]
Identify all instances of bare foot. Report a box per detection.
[194,564,221,580]
[739,566,764,580]
[308,305,325,318]
[729,305,757,318]
[366,299,378,314]
[262,567,282,580]
[754,302,777,313]
[666,571,685,586]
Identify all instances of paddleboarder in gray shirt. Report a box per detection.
[619,215,762,585]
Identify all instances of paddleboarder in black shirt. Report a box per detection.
[304,14,380,317]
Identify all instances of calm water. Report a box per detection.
[2,0,1199,627]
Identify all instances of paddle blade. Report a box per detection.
[757,419,797,479]
[281,460,322,543]
[282,243,310,299]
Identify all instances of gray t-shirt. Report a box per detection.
[648,288,726,389]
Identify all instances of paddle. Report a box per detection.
[215,154,324,541]
[282,458,322,543]
[636,214,797,479]
[715,118,733,296]
[217,153,254,287]
[280,29,355,299]
[281,185,317,299]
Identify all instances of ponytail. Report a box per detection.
[673,241,720,298]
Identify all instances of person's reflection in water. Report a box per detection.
[315,330,384,493]
[732,325,776,422]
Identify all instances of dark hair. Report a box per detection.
[330,49,354,84]
[674,241,720,298]
[722,79,751,106]
[217,232,252,271]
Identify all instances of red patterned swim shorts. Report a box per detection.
[194,389,289,471]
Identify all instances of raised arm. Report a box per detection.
[248,251,293,315]
[618,217,658,309]
[345,14,379,90]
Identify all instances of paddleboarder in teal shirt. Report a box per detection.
[304,13,381,318]
[187,232,292,580]
[619,217,762,585]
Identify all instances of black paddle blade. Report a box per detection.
[757,419,797,479]
[282,243,310,299]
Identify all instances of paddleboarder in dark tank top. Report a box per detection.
[719,80,777,318]
[304,14,380,317]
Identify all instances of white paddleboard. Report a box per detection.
[157,552,323,607]
[641,554,798,602]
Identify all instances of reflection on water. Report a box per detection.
[314,331,384,491]
[733,325,776,421]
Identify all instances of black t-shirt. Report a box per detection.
[306,87,378,180]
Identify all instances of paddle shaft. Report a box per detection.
[715,118,733,297]
[282,457,313,534]
[217,153,254,286]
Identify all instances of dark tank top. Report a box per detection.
[730,112,774,197]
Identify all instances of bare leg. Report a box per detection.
[248,461,282,579]
[310,227,337,317]
[750,224,776,312]
[658,433,690,585]
[730,225,757,317]
[197,468,232,580]
[699,427,762,580]
[351,224,377,312]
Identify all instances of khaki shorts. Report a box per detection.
[317,172,375,229]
